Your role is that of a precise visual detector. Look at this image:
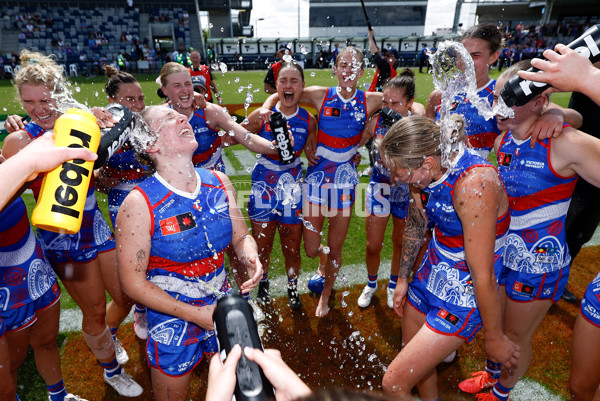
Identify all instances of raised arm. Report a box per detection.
[206,103,277,154]
[517,44,600,105]
[550,127,600,189]
[115,190,216,330]
[454,168,519,369]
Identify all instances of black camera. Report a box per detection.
[213,294,274,401]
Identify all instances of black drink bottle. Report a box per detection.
[269,112,294,164]
[213,294,274,401]
[501,24,600,107]
[94,103,135,169]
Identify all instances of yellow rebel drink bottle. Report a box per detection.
[31,109,101,234]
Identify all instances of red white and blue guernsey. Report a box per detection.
[305,87,367,209]
[0,198,59,328]
[434,80,500,159]
[406,146,509,340]
[366,114,409,218]
[134,168,232,376]
[497,132,577,275]
[103,140,147,227]
[248,105,310,224]
[189,108,224,172]
[413,146,509,308]
[581,272,600,328]
[23,122,114,265]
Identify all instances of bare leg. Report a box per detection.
[316,211,352,317]
[150,368,192,401]
[0,333,16,401]
[382,304,463,400]
[29,300,63,386]
[99,249,135,330]
[278,223,302,280]
[499,298,553,389]
[570,311,600,401]
[55,260,115,364]
[365,213,390,277]
[251,220,277,276]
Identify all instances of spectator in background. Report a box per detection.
[367,28,397,92]
[263,43,291,93]
[418,43,429,73]
[189,50,221,104]
[332,43,340,64]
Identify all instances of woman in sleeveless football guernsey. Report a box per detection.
[356,70,425,309]
[157,62,278,172]
[459,61,600,401]
[1,50,142,397]
[95,65,150,341]
[0,197,87,401]
[240,62,317,310]
[261,47,383,317]
[115,106,262,401]
[426,23,581,159]
[379,115,519,401]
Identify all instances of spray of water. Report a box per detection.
[429,41,514,165]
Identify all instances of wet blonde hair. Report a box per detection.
[379,114,466,171]
[158,61,190,87]
[14,49,66,102]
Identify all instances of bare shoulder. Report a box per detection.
[2,130,32,159]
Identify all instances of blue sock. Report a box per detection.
[110,326,118,341]
[288,277,298,287]
[260,272,268,282]
[486,359,502,380]
[134,304,145,314]
[47,380,67,401]
[388,275,398,289]
[100,358,122,378]
[367,274,378,288]
[492,382,512,401]
[241,292,250,301]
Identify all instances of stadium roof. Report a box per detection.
[475,0,600,22]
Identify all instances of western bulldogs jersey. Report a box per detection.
[314,86,368,164]
[369,114,410,208]
[104,139,147,226]
[435,80,500,158]
[419,147,509,308]
[249,105,309,220]
[23,122,113,255]
[189,108,223,171]
[497,132,577,274]
[134,168,232,306]
[0,198,57,311]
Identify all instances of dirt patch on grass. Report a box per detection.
[61,246,600,400]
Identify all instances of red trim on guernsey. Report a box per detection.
[148,252,224,277]
[317,129,362,149]
[468,131,498,149]
[509,181,577,212]
[192,137,222,165]
[0,212,29,247]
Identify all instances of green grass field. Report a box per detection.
[3,67,574,399]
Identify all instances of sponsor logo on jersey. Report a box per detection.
[437,309,459,326]
[323,107,341,117]
[498,152,512,167]
[159,212,197,236]
[513,281,534,295]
